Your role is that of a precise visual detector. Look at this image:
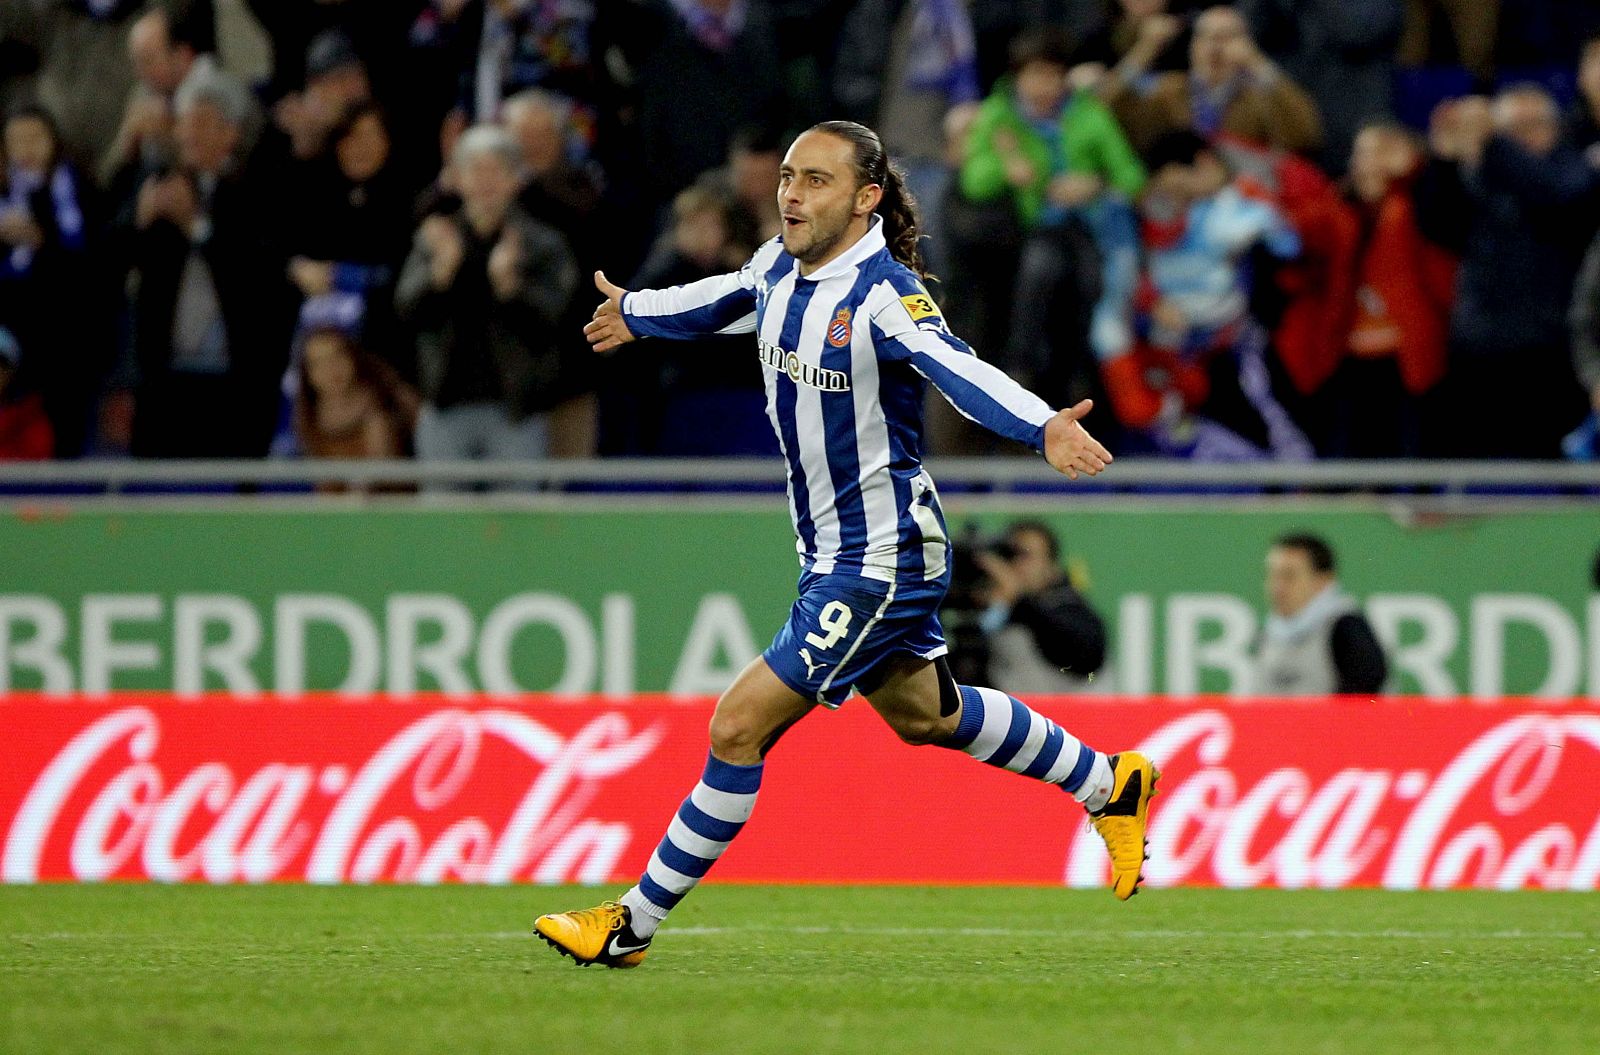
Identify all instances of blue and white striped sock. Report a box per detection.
[619,752,762,938]
[944,685,1115,811]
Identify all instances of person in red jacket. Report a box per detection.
[1322,121,1457,458]
[0,327,54,460]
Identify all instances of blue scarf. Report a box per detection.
[904,0,978,103]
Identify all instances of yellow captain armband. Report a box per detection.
[899,292,941,322]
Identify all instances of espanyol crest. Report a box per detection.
[826,307,852,348]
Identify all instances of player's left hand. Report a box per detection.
[1043,399,1113,481]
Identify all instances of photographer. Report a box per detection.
[971,520,1108,693]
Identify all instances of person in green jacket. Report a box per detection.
[959,28,1146,402]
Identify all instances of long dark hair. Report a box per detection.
[806,120,930,281]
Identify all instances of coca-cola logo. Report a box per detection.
[6,700,1599,890]
[2,707,664,883]
[1065,711,1600,891]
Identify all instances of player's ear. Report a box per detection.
[855,182,883,217]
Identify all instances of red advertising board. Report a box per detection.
[3,697,1597,889]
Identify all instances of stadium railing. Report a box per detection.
[0,458,1596,501]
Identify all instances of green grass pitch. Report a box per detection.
[2,884,1596,1054]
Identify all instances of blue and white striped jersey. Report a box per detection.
[623,217,1056,584]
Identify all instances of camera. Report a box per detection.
[940,523,1017,685]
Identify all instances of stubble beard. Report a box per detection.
[784,210,852,266]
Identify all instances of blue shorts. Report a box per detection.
[763,569,951,708]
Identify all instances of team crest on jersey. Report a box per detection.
[827,307,853,347]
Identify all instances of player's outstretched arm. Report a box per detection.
[869,280,1113,480]
[583,271,636,353]
[593,245,769,347]
[1043,399,1114,481]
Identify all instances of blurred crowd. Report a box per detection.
[3,0,1600,466]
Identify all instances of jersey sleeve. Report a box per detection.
[866,276,1055,451]
[621,242,770,339]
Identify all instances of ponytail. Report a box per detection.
[877,163,930,281]
[806,120,933,282]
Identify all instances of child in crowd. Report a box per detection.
[291,315,417,464]
[1098,130,1312,459]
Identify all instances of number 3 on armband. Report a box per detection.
[804,601,854,651]
[900,294,939,321]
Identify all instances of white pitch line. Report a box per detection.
[13,928,1595,942]
[636,926,1597,941]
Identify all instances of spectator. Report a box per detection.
[395,125,578,481]
[960,28,1146,404]
[699,124,783,246]
[831,0,981,275]
[100,4,218,190]
[1396,0,1496,82]
[292,323,417,462]
[501,88,607,456]
[285,102,419,372]
[245,0,425,111]
[625,0,782,214]
[502,88,602,255]
[1077,0,1198,77]
[2,103,102,457]
[611,181,767,455]
[1238,0,1404,174]
[270,30,373,167]
[1246,533,1387,696]
[0,326,53,460]
[0,0,142,172]
[1566,33,1600,159]
[120,65,294,457]
[451,0,604,124]
[974,520,1108,693]
[1416,89,1596,458]
[1313,122,1455,458]
[967,0,1105,90]
[1104,5,1322,158]
[1099,131,1313,460]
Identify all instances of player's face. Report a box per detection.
[1265,546,1330,617]
[778,131,872,265]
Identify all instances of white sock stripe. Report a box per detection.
[1043,732,1086,784]
[966,686,1015,762]
[1003,710,1050,774]
[1071,751,1116,808]
[689,782,758,825]
[666,814,731,862]
[621,888,669,922]
[644,855,699,895]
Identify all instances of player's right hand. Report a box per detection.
[584,271,637,353]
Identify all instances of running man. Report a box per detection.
[535,121,1158,968]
